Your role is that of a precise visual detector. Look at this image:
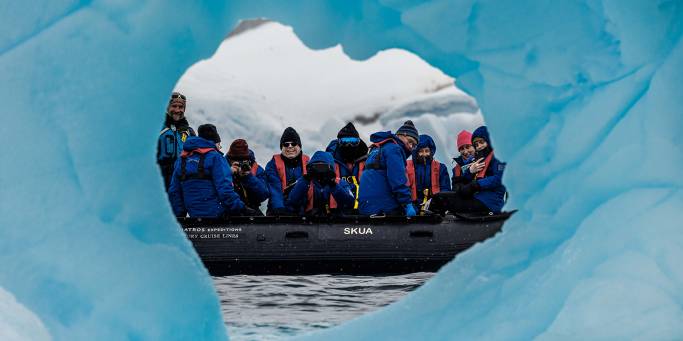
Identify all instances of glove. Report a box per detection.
[405,204,417,217]
[241,207,261,216]
[460,181,481,197]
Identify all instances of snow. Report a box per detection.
[1,1,682,340]
[0,287,50,341]
[175,21,483,165]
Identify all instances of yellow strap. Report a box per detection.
[420,189,429,216]
[351,176,360,209]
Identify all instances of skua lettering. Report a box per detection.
[343,227,373,235]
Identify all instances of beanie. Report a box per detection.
[396,120,419,142]
[227,139,250,160]
[197,124,221,144]
[456,130,473,149]
[471,126,491,146]
[337,122,360,139]
[280,127,302,148]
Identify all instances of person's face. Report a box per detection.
[458,144,475,159]
[281,142,301,159]
[397,134,418,151]
[167,102,185,121]
[473,138,488,151]
[417,147,431,159]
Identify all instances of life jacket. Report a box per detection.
[158,126,192,162]
[304,178,340,213]
[250,162,259,176]
[406,159,441,201]
[365,138,397,170]
[334,161,365,210]
[454,163,462,177]
[179,147,216,181]
[273,154,310,191]
[476,152,495,179]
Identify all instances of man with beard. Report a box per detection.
[157,92,195,190]
[325,122,368,213]
[358,120,420,216]
[406,134,451,212]
[264,127,310,216]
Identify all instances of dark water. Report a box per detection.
[213,273,434,341]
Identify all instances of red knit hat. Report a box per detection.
[228,139,250,160]
[456,130,473,149]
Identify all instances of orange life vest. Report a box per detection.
[250,162,259,176]
[454,162,462,177]
[179,147,217,181]
[304,178,339,213]
[406,159,441,201]
[476,152,494,179]
[272,154,310,191]
[333,161,365,184]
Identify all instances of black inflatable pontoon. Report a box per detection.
[180,211,514,275]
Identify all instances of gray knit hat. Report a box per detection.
[396,120,419,142]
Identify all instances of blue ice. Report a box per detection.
[1,1,682,340]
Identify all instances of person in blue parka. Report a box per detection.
[451,126,507,213]
[325,122,369,212]
[168,124,258,218]
[406,134,451,208]
[225,139,269,215]
[287,151,355,216]
[358,120,420,216]
[157,92,195,190]
[264,127,310,215]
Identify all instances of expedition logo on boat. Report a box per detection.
[344,227,373,235]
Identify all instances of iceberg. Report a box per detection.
[1,0,681,340]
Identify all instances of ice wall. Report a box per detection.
[1,0,682,340]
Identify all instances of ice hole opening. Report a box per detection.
[160,19,505,340]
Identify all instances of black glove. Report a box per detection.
[460,181,481,197]
[241,207,261,216]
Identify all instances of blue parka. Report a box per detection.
[451,155,474,190]
[470,126,507,213]
[287,151,354,215]
[264,153,306,212]
[358,131,413,215]
[226,150,270,210]
[169,137,245,217]
[410,134,451,203]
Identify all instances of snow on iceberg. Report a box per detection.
[1,0,681,340]
[175,21,482,166]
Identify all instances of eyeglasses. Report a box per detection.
[282,142,299,148]
[338,137,360,146]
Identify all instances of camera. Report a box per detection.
[307,162,335,184]
[239,160,252,173]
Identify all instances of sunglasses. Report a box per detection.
[170,93,186,100]
[338,137,360,146]
[282,142,299,148]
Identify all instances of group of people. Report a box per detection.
[158,92,507,219]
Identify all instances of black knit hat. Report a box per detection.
[396,120,419,142]
[280,127,301,148]
[337,122,360,139]
[198,124,221,143]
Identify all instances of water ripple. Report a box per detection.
[214,273,433,341]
